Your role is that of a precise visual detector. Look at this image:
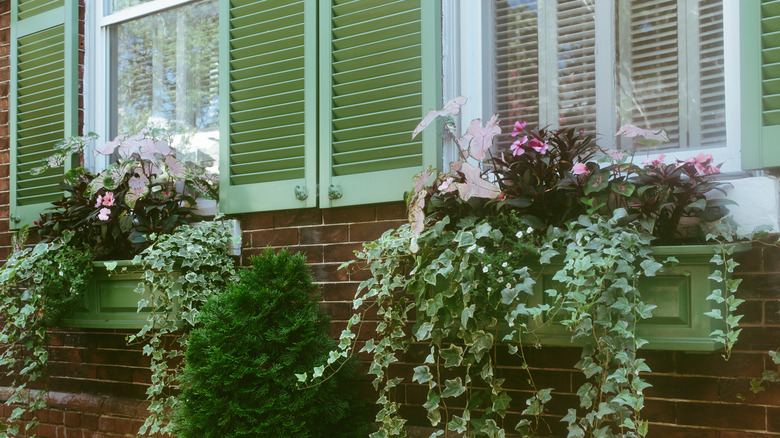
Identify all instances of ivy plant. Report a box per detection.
[124,221,238,436]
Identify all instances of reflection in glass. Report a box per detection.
[105,0,154,15]
[109,0,219,172]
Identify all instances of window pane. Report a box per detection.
[494,0,540,146]
[109,0,219,171]
[699,0,726,147]
[557,0,596,133]
[105,0,154,15]
[617,0,681,148]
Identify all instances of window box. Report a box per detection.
[522,243,751,352]
[61,260,167,329]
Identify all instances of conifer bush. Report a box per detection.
[175,248,368,437]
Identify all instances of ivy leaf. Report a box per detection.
[440,345,464,367]
[413,365,433,384]
[415,322,435,341]
[491,391,512,416]
[441,377,466,398]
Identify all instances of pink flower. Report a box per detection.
[498,193,507,201]
[511,120,526,137]
[529,138,549,154]
[682,153,718,175]
[510,136,528,156]
[572,163,589,175]
[94,195,103,208]
[101,192,115,207]
[98,208,111,221]
[642,154,666,166]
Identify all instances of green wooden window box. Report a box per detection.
[61,261,159,329]
[522,243,751,352]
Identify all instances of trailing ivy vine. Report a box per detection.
[0,231,93,437]
[124,221,237,436]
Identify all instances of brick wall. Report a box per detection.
[0,2,779,437]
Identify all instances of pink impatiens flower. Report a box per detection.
[94,195,103,208]
[98,208,111,221]
[642,154,666,166]
[572,163,589,175]
[511,120,526,137]
[529,138,549,154]
[510,136,528,156]
[101,192,115,207]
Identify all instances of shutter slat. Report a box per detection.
[219,0,317,213]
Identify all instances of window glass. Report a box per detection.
[108,0,219,172]
[492,0,725,152]
[105,0,154,15]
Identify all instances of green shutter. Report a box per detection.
[219,0,318,214]
[10,0,76,228]
[741,0,780,169]
[319,0,441,208]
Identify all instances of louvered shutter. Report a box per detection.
[741,0,780,169]
[319,0,441,208]
[219,0,317,213]
[10,0,78,228]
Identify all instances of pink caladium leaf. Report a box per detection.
[123,185,148,209]
[459,115,501,161]
[100,159,137,190]
[407,167,436,215]
[95,135,125,156]
[116,138,144,160]
[139,138,172,161]
[128,169,150,190]
[614,124,669,144]
[452,162,500,201]
[164,155,188,179]
[412,96,468,140]
[408,190,428,237]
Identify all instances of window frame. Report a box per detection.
[444,0,743,173]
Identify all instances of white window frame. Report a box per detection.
[443,0,743,174]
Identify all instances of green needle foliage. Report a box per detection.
[175,248,369,438]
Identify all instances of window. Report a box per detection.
[450,0,740,169]
[93,0,219,173]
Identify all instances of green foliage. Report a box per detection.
[0,232,93,437]
[175,249,369,437]
[127,221,238,436]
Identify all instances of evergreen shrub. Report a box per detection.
[175,248,369,437]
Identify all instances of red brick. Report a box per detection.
[64,411,80,427]
[49,409,64,424]
[740,300,765,324]
[720,432,777,438]
[102,398,141,417]
[643,375,719,401]
[240,212,273,230]
[309,263,348,282]
[322,205,375,224]
[324,242,364,263]
[320,302,354,320]
[350,220,404,242]
[376,202,407,220]
[645,425,718,438]
[273,208,321,227]
[321,282,359,301]
[299,224,349,244]
[767,300,780,324]
[737,274,780,299]
[769,407,780,432]
[293,245,323,263]
[736,326,780,351]
[81,413,99,430]
[720,378,780,405]
[98,416,115,432]
[250,228,298,247]
[675,351,764,378]
[675,401,764,429]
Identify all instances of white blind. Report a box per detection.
[556,0,596,133]
[494,0,539,147]
[698,0,726,147]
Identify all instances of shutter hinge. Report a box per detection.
[294,185,308,201]
[328,184,343,200]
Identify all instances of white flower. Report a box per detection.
[515,231,523,238]
[506,283,512,288]
[483,266,489,273]
[487,287,492,292]
[498,277,504,283]
[584,236,591,242]
[477,247,485,254]
[526,227,533,234]
[501,262,508,268]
